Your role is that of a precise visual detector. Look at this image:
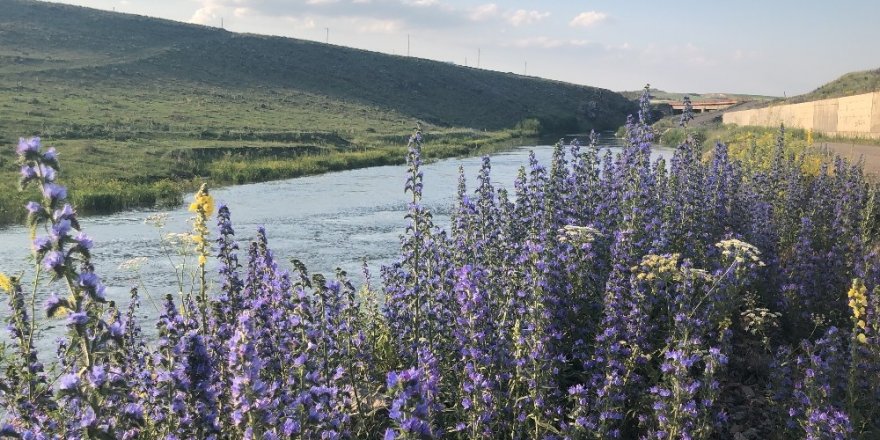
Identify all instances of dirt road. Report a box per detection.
[818,141,880,176]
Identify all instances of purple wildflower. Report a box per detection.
[42,183,67,203]
[43,250,65,274]
[16,136,40,155]
[67,312,89,327]
[59,374,80,391]
[25,201,41,214]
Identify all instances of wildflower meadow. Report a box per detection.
[2,94,879,439]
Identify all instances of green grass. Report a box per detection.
[789,68,880,103]
[0,126,535,227]
[0,0,633,133]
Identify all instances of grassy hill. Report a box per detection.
[0,0,633,134]
[619,88,777,103]
[788,68,880,103]
[0,0,636,226]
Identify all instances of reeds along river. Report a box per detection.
[0,140,673,350]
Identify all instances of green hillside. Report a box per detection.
[789,67,880,103]
[618,88,777,103]
[0,0,633,134]
[0,0,636,226]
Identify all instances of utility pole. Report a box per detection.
[325,28,329,44]
[477,48,481,68]
[407,34,410,56]
[464,57,468,67]
[221,17,224,29]
[524,61,527,75]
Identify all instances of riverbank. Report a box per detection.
[0,129,537,228]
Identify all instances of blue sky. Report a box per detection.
[48,0,880,96]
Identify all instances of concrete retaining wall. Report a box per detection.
[723,91,880,140]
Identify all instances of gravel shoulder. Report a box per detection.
[817,141,880,175]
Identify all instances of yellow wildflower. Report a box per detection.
[0,273,11,292]
[189,183,213,270]
[848,279,870,344]
[189,183,215,218]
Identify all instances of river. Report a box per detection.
[0,139,674,349]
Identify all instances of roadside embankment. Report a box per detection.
[723,91,880,140]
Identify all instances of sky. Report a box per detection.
[44,0,880,96]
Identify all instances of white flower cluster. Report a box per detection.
[557,224,603,245]
[715,238,765,267]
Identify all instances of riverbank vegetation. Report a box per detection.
[3,92,879,438]
[652,115,841,174]
[0,125,534,227]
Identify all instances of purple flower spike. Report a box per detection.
[78,272,100,290]
[43,250,65,273]
[59,373,79,391]
[42,183,67,202]
[51,218,72,241]
[67,311,89,327]
[45,294,64,317]
[88,365,108,388]
[75,232,93,250]
[25,201,42,214]
[38,164,56,182]
[80,405,96,428]
[16,136,40,155]
[20,165,37,180]
[54,204,75,221]
[43,147,58,161]
[33,236,51,252]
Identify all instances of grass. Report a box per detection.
[0,125,535,227]
[789,67,880,103]
[651,115,819,162]
[0,0,634,133]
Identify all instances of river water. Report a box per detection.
[0,139,673,349]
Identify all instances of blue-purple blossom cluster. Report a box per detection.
[3,91,880,439]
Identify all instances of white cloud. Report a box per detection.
[569,11,607,28]
[510,37,591,49]
[189,0,223,25]
[233,7,253,18]
[604,42,631,51]
[403,0,438,6]
[506,9,550,26]
[469,3,499,21]
[283,15,317,29]
[354,18,401,33]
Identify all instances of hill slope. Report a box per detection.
[0,0,633,133]
[618,88,777,103]
[789,68,880,103]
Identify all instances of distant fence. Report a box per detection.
[723,91,880,140]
